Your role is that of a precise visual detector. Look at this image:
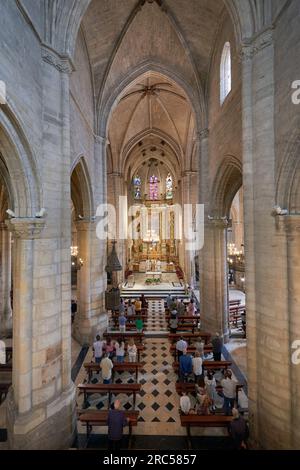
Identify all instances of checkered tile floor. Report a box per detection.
[145,299,168,332]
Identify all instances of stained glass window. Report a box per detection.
[149,175,159,200]
[133,175,141,199]
[165,173,173,199]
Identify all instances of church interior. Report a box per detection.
[0,0,300,451]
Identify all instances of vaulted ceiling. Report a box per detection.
[81,0,226,110]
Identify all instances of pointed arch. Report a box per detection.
[71,156,94,218]
[211,155,243,217]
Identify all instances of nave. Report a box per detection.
[72,296,248,450]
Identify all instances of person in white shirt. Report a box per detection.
[115,338,125,363]
[93,335,105,364]
[221,369,237,415]
[127,300,135,323]
[127,338,137,362]
[176,337,188,360]
[192,351,203,384]
[180,391,192,415]
[100,353,114,384]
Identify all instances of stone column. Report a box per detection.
[285,215,300,449]
[72,219,107,344]
[201,217,230,341]
[0,222,12,336]
[240,29,292,448]
[109,172,125,283]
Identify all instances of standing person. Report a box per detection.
[179,349,193,383]
[195,386,212,415]
[93,335,105,364]
[107,399,129,451]
[187,299,196,316]
[177,299,185,317]
[135,316,143,333]
[105,337,115,359]
[140,294,148,309]
[212,332,223,361]
[166,294,172,310]
[192,351,203,385]
[170,315,178,334]
[127,300,135,323]
[100,353,114,384]
[194,339,204,357]
[127,338,137,362]
[119,298,125,315]
[115,337,125,363]
[229,408,249,449]
[221,369,237,415]
[176,336,188,360]
[134,298,142,314]
[119,312,127,333]
[205,370,220,411]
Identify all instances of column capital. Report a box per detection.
[239,27,274,62]
[198,128,209,140]
[41,45,75,74]
[182,170,197,178]
[94,134,107,145]
[207,216,230,229]
[75,218,95,231]
[7,218,45,239]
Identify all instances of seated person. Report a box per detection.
[195,386,212,415]
[179,391,192,415]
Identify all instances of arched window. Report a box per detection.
[165,173,173,199]
[149,175,159,200]
[220,42,231,104]
[133,174,142,199]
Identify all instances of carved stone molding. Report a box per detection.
[240,27,274,63]
[207,216,230,229]
[41,45,74,74]
[7,218,46,239]
[199,128,209,140]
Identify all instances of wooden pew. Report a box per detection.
[78,410,139,446]
[84,362,142,383]
[103,332,145,343]
[180,414,233,448]
[170,344,213,360]
[78,383,141,409]
[173,360,232,373]
[108,323,145,332]
[165,315,200,322]
[0,383,10,405]
[168,332,211,345]
[0,364,12,372]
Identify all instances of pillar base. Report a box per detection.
[72,312,108,345]
[7,384,76,450]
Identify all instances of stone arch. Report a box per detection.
[211,155,243,217]
[276,131,300,213]
[0,105,41,217]
[71,156,94,218]
[99,62,203,138]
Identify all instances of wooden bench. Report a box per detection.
[170,345,213,360]
[108,323,145,332]
[0,364,12,372]
[78,383,141,409]
[166,315,200,322]
[0,383,10,405]
[173,360,232,373]
[78,410,139,447]
[84,362,142,383]
[180,414,233,448]
[170,324,199,334]
[168,332,211,345]
[104,332,144,343]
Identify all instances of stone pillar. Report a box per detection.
[72,219,107,343]
[285,215,300,449]
[109,172,125,283]
[240,29,292,448]
[201,217,230,341]
[0,222,12,336]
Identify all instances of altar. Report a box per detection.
[145,271,162,280]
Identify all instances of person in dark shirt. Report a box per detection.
[107,400,129,451]
[179,349,193,382]
[211,332,223,361]
[229,408,249,449]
